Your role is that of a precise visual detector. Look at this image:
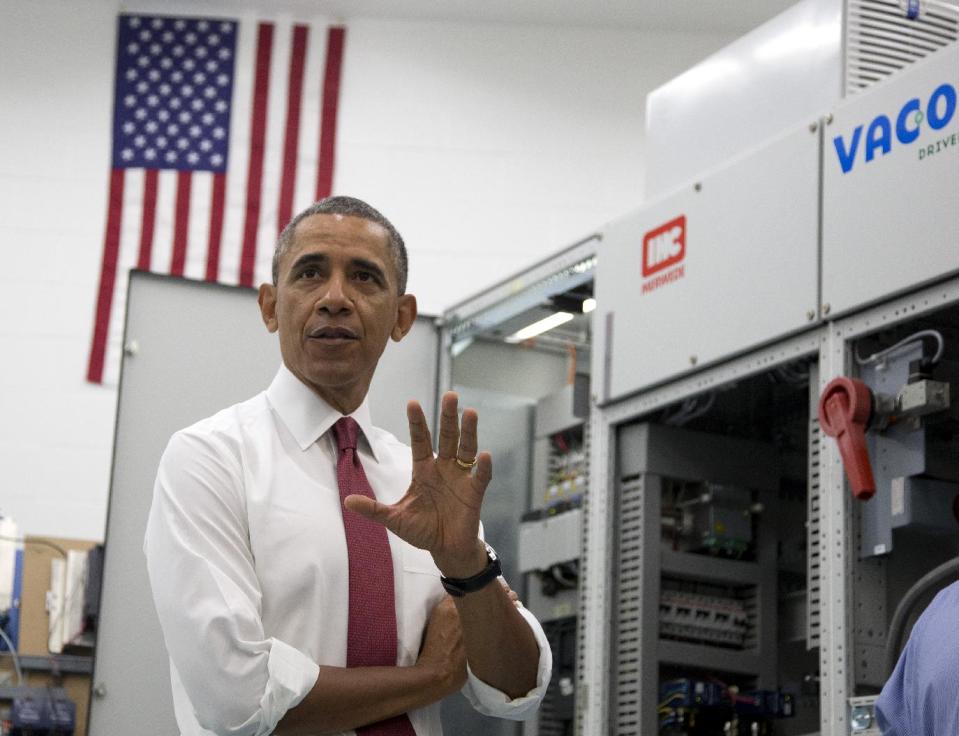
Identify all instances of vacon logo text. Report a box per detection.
[834,82,957,174]
[641,215,686,294]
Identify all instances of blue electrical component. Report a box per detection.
[659,678,727,708]
[0,547,23,653]
[10,690,76,736]
[734,689,795,718]
[906,0,921,19]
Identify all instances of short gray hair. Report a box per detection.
[272,196,408,294]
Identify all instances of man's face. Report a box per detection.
[258,213,417,411]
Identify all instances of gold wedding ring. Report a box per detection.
[455,456,477,470]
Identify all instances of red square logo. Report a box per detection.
[642,215,686,278]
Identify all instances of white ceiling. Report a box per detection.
[198,0,802,34]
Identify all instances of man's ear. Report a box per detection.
[258,283,279,333]
[391,293,418,342]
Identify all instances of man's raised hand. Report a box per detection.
[343,392,492,578]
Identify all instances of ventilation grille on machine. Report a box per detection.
[574,420,590,736]
[845,0,959,95]
[612,476,645,734]
[807,413,822,646]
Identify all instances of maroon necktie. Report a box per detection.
[332,417,416,736]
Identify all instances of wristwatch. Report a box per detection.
[440,542,502,597]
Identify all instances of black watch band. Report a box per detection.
[440,543,501,597]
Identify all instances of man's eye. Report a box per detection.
[354,271,373,282]
[300,268,319,279]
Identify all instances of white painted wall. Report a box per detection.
[0,0,736,539]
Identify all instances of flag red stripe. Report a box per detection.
[206,172,227,282]
[86,168,125,384]
[278,25,308,232]
[171,170,192,276]
[316,26,345,200]
[137,169,158,271]
[239,22,274,287]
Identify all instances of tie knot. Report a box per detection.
[332,416,360,452]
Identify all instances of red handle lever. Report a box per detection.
[818,377,876,501]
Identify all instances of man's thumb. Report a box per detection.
[343,494,387,523]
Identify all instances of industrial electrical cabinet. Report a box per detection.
[440,236,597,736]
[578,27,959,736]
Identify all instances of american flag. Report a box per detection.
[87,14,345,383]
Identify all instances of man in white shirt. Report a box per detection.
[144,196,551,736]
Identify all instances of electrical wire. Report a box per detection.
[0,624,23,686]
[0,535,68,558]
[885,556,959,676]
[550,563,578,588]
[855,329,945,367]
[664,392,716,426]
[658,692,685,709]
[676,392,716,425]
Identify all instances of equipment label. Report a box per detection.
[642,215,686,294]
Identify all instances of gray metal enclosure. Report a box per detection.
[89,272,439,734]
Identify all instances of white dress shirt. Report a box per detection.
[144,365,552,736]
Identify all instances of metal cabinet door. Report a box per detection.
[594,121,821,402]
[822,43,959,317]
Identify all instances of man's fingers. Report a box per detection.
[458,408,479,465]
[437,392,460,460]
[407,400,434,463]
[343,494,391,525]
[473,451,493,490]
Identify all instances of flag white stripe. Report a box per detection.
[104,169,145,385]
[185,171,214,281]
[153,170,178,277]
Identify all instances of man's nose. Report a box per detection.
[316,272,352,313]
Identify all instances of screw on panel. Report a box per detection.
[822,303,831,316]
[689,355,698,366]
[826,113,834,125]
[123,339,140,357]
[810,121,819,133]
[694,182,702,192]
[807,310,816,321]
[94,683,107,698]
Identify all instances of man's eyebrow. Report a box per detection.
[289,253,328,273]
[287,253,388,282]
[351,257,387,279]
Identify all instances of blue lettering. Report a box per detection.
[927,83,956,130]
[865,115,892,162]
[895,98,921,144]
[833,126,863,173]
[835,81,956,173]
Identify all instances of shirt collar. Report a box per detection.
[265,364,383,462]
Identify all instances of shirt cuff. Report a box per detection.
[462,604,553,720]
[256,638,320,735]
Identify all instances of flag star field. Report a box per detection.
[112,15,237,172]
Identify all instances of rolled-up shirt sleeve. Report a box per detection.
[145,430,319,736]
[461,596,553,720]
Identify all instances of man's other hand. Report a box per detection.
[416,596,467,696]
[343,392,491,578]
